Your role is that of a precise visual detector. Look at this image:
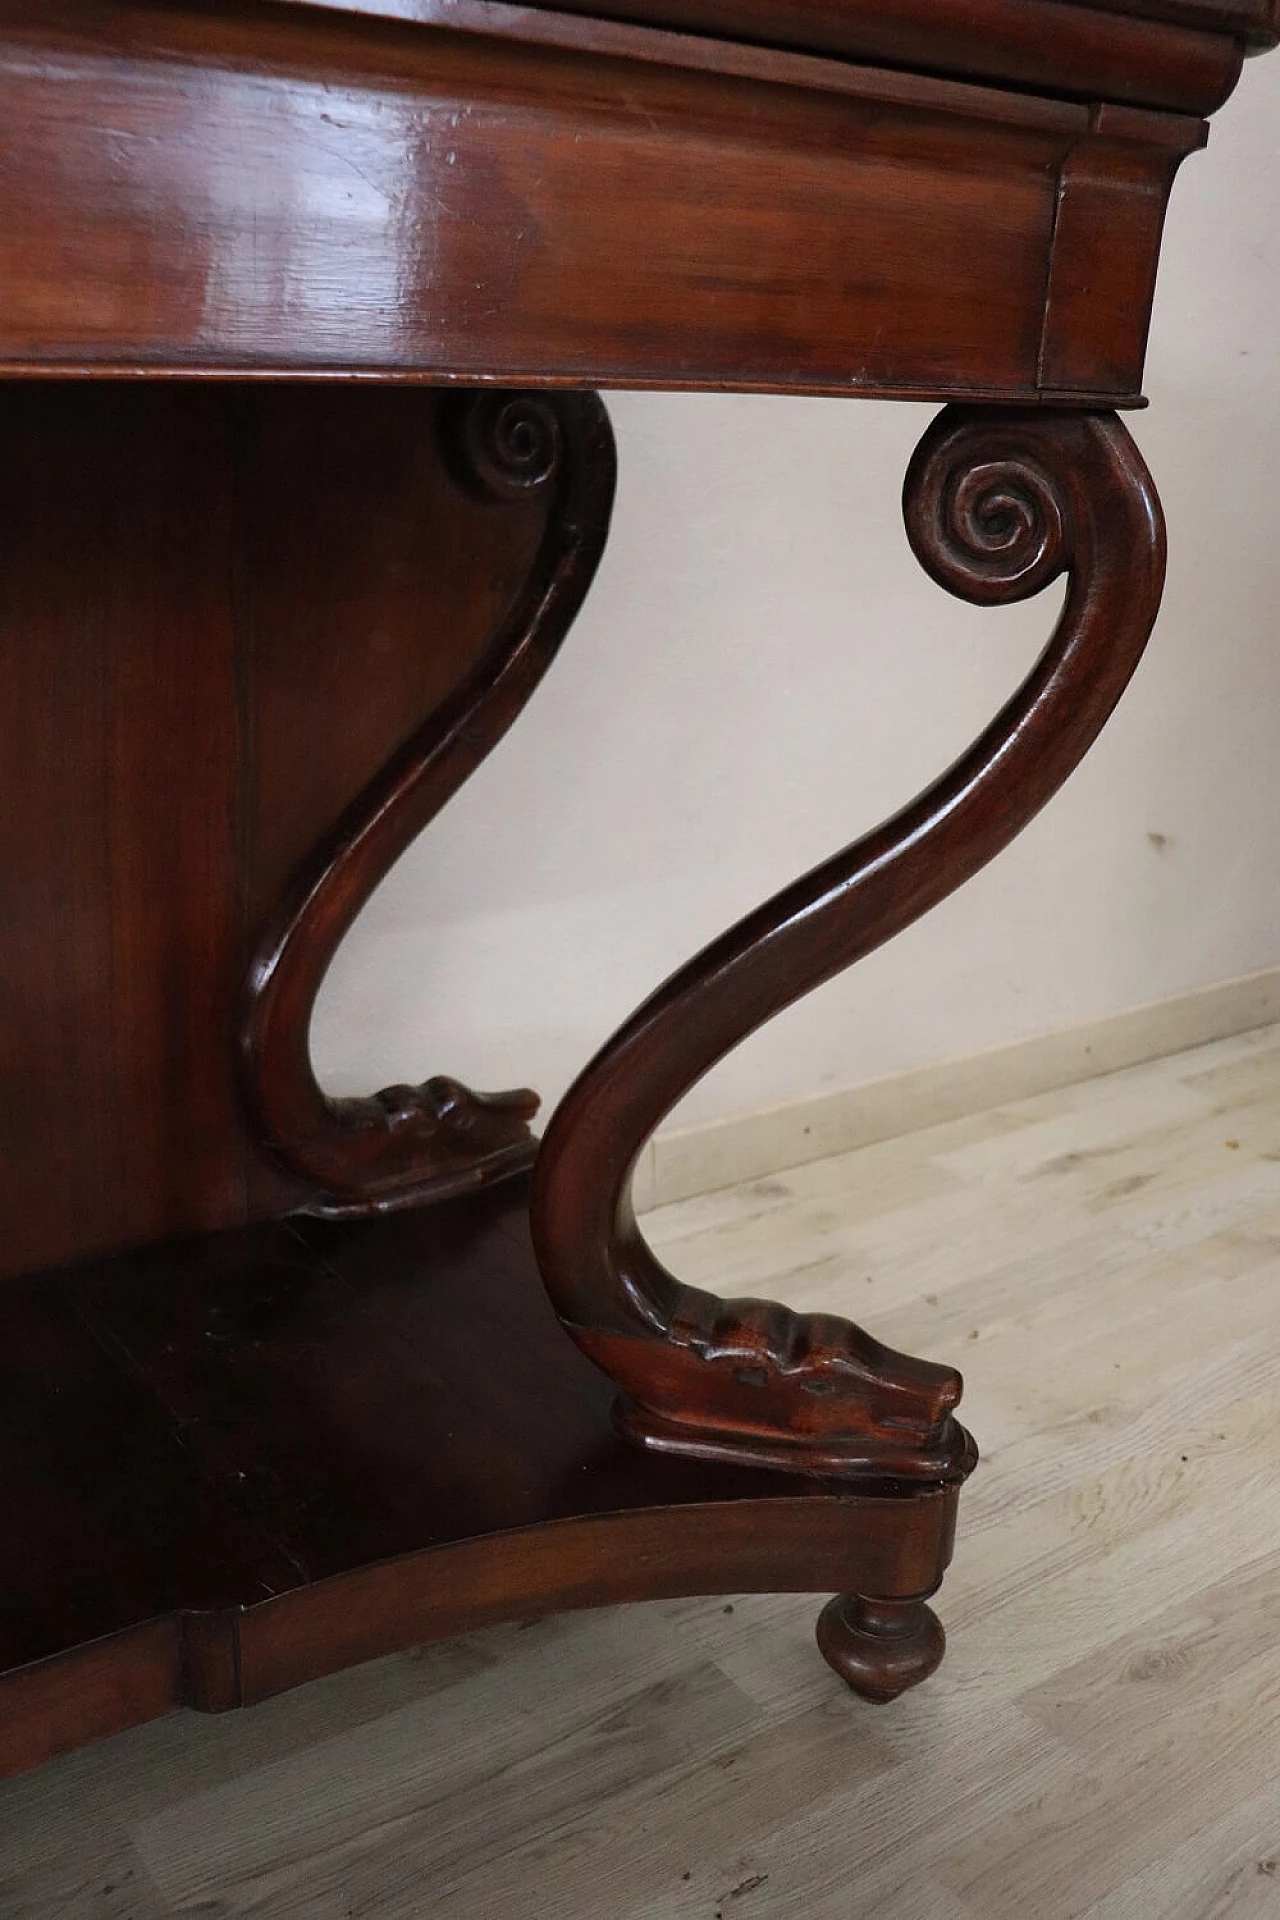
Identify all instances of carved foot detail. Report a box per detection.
[601,1285,967,1478]
[305,1077,541,1218]
[816,1594,946,1705]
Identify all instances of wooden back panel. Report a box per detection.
[0,384,546,1279]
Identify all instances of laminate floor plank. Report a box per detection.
[8,1019,1280,1917]
[0,1838,172,1920]
[1083,1776,1280,1918]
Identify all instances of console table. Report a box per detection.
[1,0,1274,1781]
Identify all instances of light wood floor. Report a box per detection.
[9,1022,1280,1918]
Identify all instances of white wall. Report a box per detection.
[313,53,1280,1139]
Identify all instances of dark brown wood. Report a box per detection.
[0,386,247,1271]
[0,384,607,1278]
[288,0,1269,112]
[816,1594,949,1704]
[0,1183,963,1778]
[241,390,615,1218]
[0,1,1207,401]
[0,0,1270,1785]
[531,405,1165,1481]
[1038,104,1198,396]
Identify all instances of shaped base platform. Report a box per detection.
[0,1181,970,1781]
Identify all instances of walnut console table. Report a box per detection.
[1,0,1274,1780]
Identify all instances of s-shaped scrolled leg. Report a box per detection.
[240,391,616,1218]
[530,405,1165,1695]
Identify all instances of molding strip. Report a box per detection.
[640,966,1280,1211]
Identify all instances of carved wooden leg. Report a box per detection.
[240,391,616,1218]
[531,404,1166,1689]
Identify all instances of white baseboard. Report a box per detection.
[634,965,1280,1213]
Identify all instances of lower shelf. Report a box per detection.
[0,1181,969,1780]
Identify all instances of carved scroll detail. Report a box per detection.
[531,406,1165,1480]
[242,392,617,1217]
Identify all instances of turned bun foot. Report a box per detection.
[816,1594,946,1704]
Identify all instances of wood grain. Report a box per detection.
[0,0,1274,1876]
[270,0,1264,114]
[531,405,1162,1487]
[0,1182,962,1776]
[7,1024,1280,1913]
[0,384,577,1276]
[241,389,616,1219]
[0,1,1207,399]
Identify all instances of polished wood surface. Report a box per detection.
[241,390,616,1220]
[0,0,1271,1784]
[8,1027,1280,1915]
[290,0,1276,113]
[0,1178,961,1780]
[532,405,1163,1481]
[0,384,597,1278]
[0,1,1206,399]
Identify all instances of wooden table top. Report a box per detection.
[278,0,1280,49]
[0,0,1269,396]
[272,0,1280,107]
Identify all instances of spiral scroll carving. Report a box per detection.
[905,429,1070,604]
[531,405,1165,1482]
[241,390,616,1217]
[455,393,564,500]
